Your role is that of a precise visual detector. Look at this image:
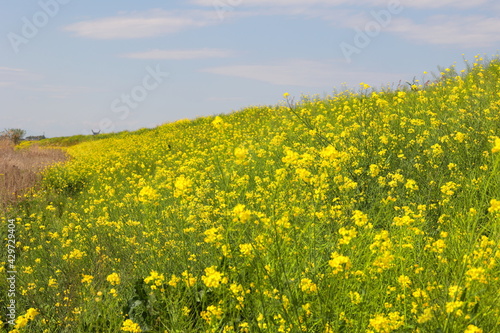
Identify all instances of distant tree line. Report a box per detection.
[1,128,26,145]
[0,128,45,145]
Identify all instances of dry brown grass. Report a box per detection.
[0,139,68,207]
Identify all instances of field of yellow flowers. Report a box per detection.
[2,57,500,332]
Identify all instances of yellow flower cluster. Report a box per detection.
[106,272,121,285]
[13,308,39,330]
[368,311,404,333]
[329,252,351,274]
[121,319,142,333]
[202,266,227,288]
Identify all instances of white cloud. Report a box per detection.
[202,59,404,88]
[387,15,500,47]
[189,0,497,43]
[193,0,491,9]
[0,67,25,72]
[209,0,345,6]
[207,96,244,102]
[64,9,219,39]
[32,85,96,99]
[398,0,491,9]
[0,67,95,98]
[62,2,497,41]
[0,67,42,88]
[122,48,236,60]
[203,60,326,86]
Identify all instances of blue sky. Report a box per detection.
[1,0,499,137]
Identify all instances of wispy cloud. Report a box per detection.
[121,48,236,60]
[386,15,500,47]
[0,67,95,98]
[32,85,97,99]
[398,0,491,9]
[64,9,219,39]
[62,2,496,43]
[0,67,42,88]
[0,67,25,72]
[194,0,343,6]
[202,59,404,88]
[192,0,491,9]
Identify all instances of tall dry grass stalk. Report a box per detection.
[0,139,67,207]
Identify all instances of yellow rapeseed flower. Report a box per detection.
[359,82,371,90]
[328,252,351,274]
[429,239,446,253]
[48,277,58,287]
[448,285,462,299]
[212,116,224,128]
[416,308,433,324]
[488,199,500,213]
[349,291,362,304]
[121,319,142,332]
[81,274,94,284]
[201,305,224,323]
[491,137,500,153]
[440,182,460,196]
[106,272,121,285]
[295,168,311,183]
[168,274,180,287]
[393,215,414,226]
[182,270,197,287]
[465,267,488,284]
[397,275,412,289]
[464,325,483,333]
[174,175,193,197]
[368,312,404,332]
[234,147,249,165]
[299,278,318,294]
[454,132,466,142]
[233,204,251,223]
[372,252,395,272]
[25,308,39,320]
[63,249,86,261]
[138,185,159,203]
[446,301,464,314]
[202,266,226,288]
[352,210,368,227]
[239,243,254,257]
[204,227,223,243]
[14,308,39,329]
[369,164,381,177]
[338,227,357,245]
[144,271,164,286]
[404,179,419,191]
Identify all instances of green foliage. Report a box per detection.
[1,128,26,145]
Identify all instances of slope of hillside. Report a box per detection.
[2,58,500,332]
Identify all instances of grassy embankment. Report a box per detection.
[2,57,500,332]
